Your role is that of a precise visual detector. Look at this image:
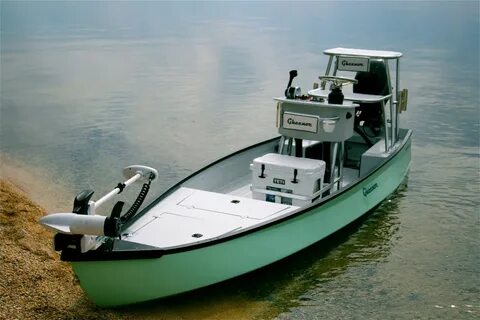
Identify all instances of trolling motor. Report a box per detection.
[40,165,158,253]
[318,75,358,104]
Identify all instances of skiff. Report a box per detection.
[40,47,411,307]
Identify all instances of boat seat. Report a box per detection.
[353,59,390,139]
[359,138,388,176]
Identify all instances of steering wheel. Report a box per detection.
[319,75,358,89]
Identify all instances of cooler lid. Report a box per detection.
[252,153,325,173]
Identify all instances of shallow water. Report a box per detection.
[1,2,479,319]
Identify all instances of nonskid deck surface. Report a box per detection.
[122,187,299,248]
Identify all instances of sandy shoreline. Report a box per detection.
[0,166,271,320]
[0,179,131,320]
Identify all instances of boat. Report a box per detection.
[40,47,411,307]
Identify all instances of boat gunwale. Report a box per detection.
[62,129,412,262]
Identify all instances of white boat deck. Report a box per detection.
[123,187,298,248]
[123,166,360,249]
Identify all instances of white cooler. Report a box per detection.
[250,153,326,207]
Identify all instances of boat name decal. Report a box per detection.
[282,112,318,133]
[342,60,364,67]
[287,118,312,127]
[338,57,370,72]
[363,183,378,197]
[273,178,285,185]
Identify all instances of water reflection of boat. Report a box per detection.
[40,48,412,307]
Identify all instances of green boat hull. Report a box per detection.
[72,133,411,307]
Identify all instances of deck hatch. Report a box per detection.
[178,188,294,220]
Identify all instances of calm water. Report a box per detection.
[1,2,479,319]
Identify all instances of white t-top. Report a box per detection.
[324,47,402,59]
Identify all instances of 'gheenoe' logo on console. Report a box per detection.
[287,118,312,127]
[282,113,318,133]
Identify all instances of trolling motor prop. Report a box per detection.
[318,75,358,104]
[40,165,158,253]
